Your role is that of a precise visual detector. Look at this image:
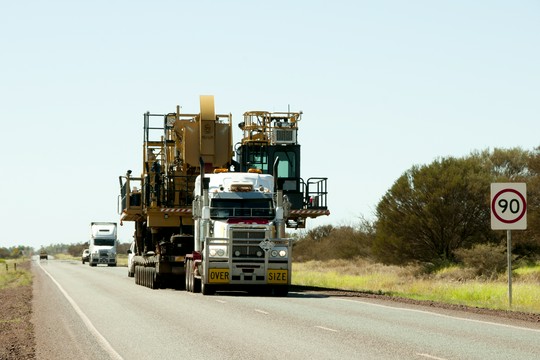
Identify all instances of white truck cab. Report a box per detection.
[89,222,117,267]
[188,171,290,295]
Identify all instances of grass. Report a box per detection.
[292,258,540,313]
[0,259,32,290]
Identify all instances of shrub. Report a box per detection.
[454,243,508,279]
[293,224,374,262]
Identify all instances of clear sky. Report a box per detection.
[1,0,539,250]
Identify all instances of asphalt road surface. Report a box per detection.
[32,259,540,360]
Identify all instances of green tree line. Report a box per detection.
[0,245,34,259]
[1,241,131,259]
[294,147,540,269]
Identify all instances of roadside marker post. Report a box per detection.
[490,183,527,308]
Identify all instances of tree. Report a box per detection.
[373,156,494,265]
[292,222,374,262]
[479,147,540,259]
[524,147,540,258]
[374,147,540,265]
[67,243,88,257]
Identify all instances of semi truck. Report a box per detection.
[118,96,329,294]
[88,222,117,267]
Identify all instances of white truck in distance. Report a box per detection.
[89,222,117,267]
[188,170,291,296]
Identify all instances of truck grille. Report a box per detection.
[232,243,265,259]
[231,229,266,261]
[232,230,265,240]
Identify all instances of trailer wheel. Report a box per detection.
[135,266,140,285]
[150,267,157,289]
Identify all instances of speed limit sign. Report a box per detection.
[491,183,527,230]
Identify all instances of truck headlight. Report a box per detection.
[209,245,227,258]
[270,248,287,258]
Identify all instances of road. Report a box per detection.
[32,259,540,360]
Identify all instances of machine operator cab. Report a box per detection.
[235,111,328,228]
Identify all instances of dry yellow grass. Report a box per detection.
[292,259,540,313]
[0,260,32,289]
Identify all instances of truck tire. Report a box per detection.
[185,261,190,291]
[176,275,186,290]
[186,259,192,292]
[201,278,215,296]
[274,285,289,297]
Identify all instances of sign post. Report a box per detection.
[490,183,527,308]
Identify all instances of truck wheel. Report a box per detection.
[193,277,201,293]
[185,262,190,291]
[274,286,289,297]
[201,279,214,296]
[186,260,192,292]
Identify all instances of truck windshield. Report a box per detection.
[210,198,275,219]
[93,239,115,246]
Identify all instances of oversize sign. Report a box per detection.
[490,183,527,230]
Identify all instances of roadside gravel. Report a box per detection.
[0,261,35,360]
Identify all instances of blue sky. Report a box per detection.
[1,0,539,249]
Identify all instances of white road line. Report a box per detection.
[38,262,123,360]
[417,353,448,360]
[215,299,227,304]
[334,298,540,333]
[315,325,338,332]
[255,309,269,315]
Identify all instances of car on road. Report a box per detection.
[82,249,90,264]
[39,250,48,260]
[127,242,135,277]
